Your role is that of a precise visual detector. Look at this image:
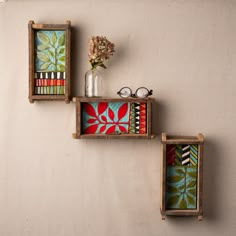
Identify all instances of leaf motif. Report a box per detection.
[56,64,65,71]
[118,125,127,133]
[188,171,197,178]
[84,124,98,134]
[40,62,51,70]
[179,184,185,190]
[188,188,196,196]
[176,168,185,175]
[58,47,65,54]
[167,176,183,183]
[101,115,107,122]
[105,125,116,134]
[118,103,128,120]
[87,118,97,124]
[98,103,108,115]
[108,108,114,121]
[58,32,65,46]
[84,103,97,117]
[99,125,106,133]
[186,194,195,206]
[58,56,65,62]
[37,44,49,51]
[179,198,187,209]
[37,32,50,45]
[51,31,57,46]
[37,52,50,62]
[187,181,196,188]
[48,49,55,58]
[167,195,179,207]
[166,185,179,193]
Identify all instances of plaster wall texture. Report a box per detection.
[0,0,236,236]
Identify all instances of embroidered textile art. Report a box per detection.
[82,102,147,134]
[166,144,199,209]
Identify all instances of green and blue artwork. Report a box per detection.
[34,30,66,95]
[165,144,198,209]
[166,166,197,209]
[35,30,65,72]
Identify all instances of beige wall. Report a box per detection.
[1,0,236,235]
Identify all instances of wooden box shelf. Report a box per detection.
[72,97,156,139]
[28,21,71,103]
[160,133,204,220]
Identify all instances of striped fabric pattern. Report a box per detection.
[182,144,190,166]
[166,144,198,167]
[34,72,65,95]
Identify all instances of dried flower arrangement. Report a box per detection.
[88,36,115,70]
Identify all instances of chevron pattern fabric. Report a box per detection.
[167,144,198,167]
[190,144,198,166]
[182,144,190,165]
[175,144,182,165]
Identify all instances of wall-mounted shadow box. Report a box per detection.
[28,21,71,103]
[72,97,156,139]
[160,133,204,221]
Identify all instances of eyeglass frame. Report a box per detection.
[117,87,153,98]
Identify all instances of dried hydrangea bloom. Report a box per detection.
[88,36,115,70]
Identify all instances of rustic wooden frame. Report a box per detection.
[160,133,204,221]
[28,20,71,103]
[72,97,156,139]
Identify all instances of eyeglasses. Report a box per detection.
[117,87,153,98]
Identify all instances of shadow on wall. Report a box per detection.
[71,25,82,97]
[203,137,222,222]
[152,99,168,136]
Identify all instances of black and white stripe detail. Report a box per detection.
[182,145,190,166]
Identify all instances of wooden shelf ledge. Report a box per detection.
[72,133,156,139]
[161,133,204,144]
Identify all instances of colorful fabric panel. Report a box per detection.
[82,102,147,134]
[34,72,65,95]
[165,166,197,209]
[166,144,198,167]
[165,144,198,210]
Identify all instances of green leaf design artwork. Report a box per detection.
[179,198,187,209]
[188,171,197,178]
[166,166,197,209]
[167,195,179,207]
[37,32,50,45]
[187,181,196,188]
[167,176,183,183]
[58,33,65,46]
[166,185,179,193]
[35,30,66,72]
[57,64,65,72]
[37,52,50,62]
[188,188,196,196]
[40,62,51,70]
[51,31,57,46]
[186,194,195,206]
[37,44,49,51]
[58,47,65,54]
